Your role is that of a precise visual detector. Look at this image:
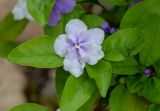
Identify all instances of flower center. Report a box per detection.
[75,44,80,49]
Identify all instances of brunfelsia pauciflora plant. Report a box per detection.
[1,0,160,111]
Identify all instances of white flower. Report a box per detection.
[12,0,33,21]
[54,19,105,77]
[56,108,61,111]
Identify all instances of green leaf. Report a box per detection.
[111,57,139,75]
[8,35,63,68]
[56,67,70,104]
[109,84,147,111]
[44,19,64,38]
[86,60,112,97]
[102,28,145,61]
[44,5,84,38]
[154,60,160,78]
[78,91,99,111]
[27,0,55,25]
[82,14,105,28]
[120,0,160,66]
[127,74,160,104]
[149,104,160,111]
[9,103,52,111]
[103,0,125,6]
[0,13,28,41]
[60,74,97,111]
[0,41,16,57]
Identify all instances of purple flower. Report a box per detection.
[128,0,141,8]
[101,22,110,33]
[54,19,105,77]
[134,0,141,3]
[144,68,152,77]
[109,27,116,34]
[101,22,116,34]
[48,0,76,26]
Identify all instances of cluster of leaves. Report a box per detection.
[0,0,159,111]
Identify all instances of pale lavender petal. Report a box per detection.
[63,57,85,77]
[65,19,88,35]
[83,28,105,44]
[79,44,104,65]
[77,33,90,44]
[64,47,85,77]
[86,50,104,65]
[54,34,71,57]
[67,47,79,58]
[56,0,76,13]
[78,45,89,59]
[67,34,79,44]
[68,33,88,45]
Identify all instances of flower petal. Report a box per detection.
[63,57,85,77]
[79,44,104,65]
[86,50,104,65]
[24,9,34,20]
[12,6,25,20]
[12,0,33,21]
[63,48,85,77]
[48,8,61,26]
[65,19,88,35]
[84,28,105,44]
[54,34,71,57]
[56,0,76,13]
[56,108,61,111]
